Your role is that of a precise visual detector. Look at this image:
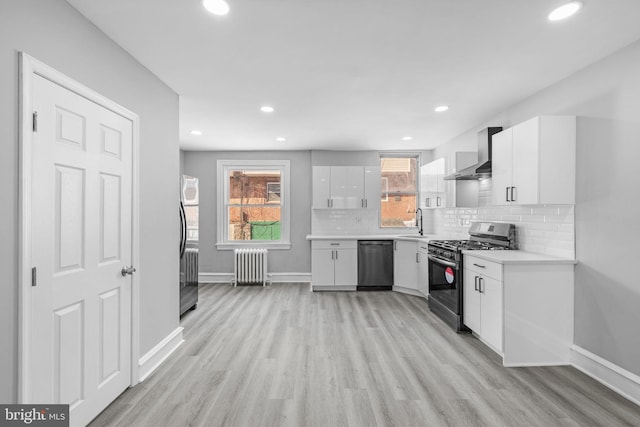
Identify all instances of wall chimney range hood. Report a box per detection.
[444,127,503,180]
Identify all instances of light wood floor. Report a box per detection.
[90,284,640,427]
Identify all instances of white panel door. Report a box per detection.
[491,128,513,206]
[311,249,335,286]
[330,167,348,208]
[31,75,133,426]
[344,166,364,208]
[417,247,429,296]
[394,241,418,290]
[312,166,331,209]
[333,248,357,286]
[363,166,380,209]
[462,269,481,332]
[511,117,540,205]
[480,276,503,353]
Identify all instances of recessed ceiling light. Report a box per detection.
[434,105,449,112]
[202,0,230,16]
[548,1,582,21]
[276,137,286,142]
[401,136,413,141]
[260,105,275,113]
[190,130,203,136]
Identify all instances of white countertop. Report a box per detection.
[305,234,440,242]
[462,250,577,265]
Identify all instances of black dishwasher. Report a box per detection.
[357,240,394,291]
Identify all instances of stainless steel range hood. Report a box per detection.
[444,127,503,180]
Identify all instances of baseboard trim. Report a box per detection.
[199,272,311,284]
[138,327,184,382]
[570,345,640,406]
[269,273,311,283]
[199,272,233,283]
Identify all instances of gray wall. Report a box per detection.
[0,0,179,402]
[183,151,312,274]
[311,150,432,167]
[184,149,432,276]
[435,40,640,376]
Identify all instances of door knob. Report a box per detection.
[121,266,136,277]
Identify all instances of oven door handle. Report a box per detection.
[428,254,458,268]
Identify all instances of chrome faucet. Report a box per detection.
[415,208,423,236]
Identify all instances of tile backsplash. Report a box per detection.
[431,205,575,258]
[311,179,575,259]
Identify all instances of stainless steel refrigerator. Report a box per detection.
[179,174,199,315]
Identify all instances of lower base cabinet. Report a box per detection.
[311,240,357,289]
[463,254,574,366]
[393,240,420,294]
[417,243,429,297]
[463,263,503,353]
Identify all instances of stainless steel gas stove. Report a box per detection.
[427,222,516,332]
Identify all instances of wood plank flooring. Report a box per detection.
[90,284,640,427]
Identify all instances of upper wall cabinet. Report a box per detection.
[421,152,479,209]
[312,166,381,209]
[420,158,445,209]
[492,116,576,206]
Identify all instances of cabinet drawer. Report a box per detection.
[464,255,502,281]
[312,240,357,250]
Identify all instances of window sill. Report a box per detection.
[216,242,292,250]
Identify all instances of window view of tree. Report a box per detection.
[380,155,418,227]
[228,170,281,240]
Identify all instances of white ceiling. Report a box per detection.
[66,0,640,151]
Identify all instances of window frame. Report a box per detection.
[216,159,291,250]
[379,152,421,229]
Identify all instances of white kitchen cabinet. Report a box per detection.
[491,116,576,206]
[421,153,479,209]
[420,158,445,209]
[446,152,479,208]
[363,166,381,209]
[463,252,575,366]
[463,256,503,353]
[393,240,419,294]
[417,243,429,297]
[312,167,331,209]
[311,240,357,290]
[312,166,380,209]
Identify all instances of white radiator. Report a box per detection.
[185,248,199,285]
[233,248,268,286]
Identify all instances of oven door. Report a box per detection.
[428,254,460,314]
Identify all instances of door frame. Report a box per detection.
[17,52,141,402]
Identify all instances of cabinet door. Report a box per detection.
[434,158,446,208]
[423,161,438,209]
[363,166,381,209]
[480,275,503,352]
[463,268,481,332]
[417,247,429,296]
[345,166,364,209]
[511,117,539,205]
[491,128,513,206]
[394,241,418,290]
[312,167,332,209]
[329,167,348,208]
[334,248,357,286]
[312,249,335,286]
[419,164,429,209]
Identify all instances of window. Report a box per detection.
[217,160,290,249]
[266,182,281,203]
[380,154,419,228]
